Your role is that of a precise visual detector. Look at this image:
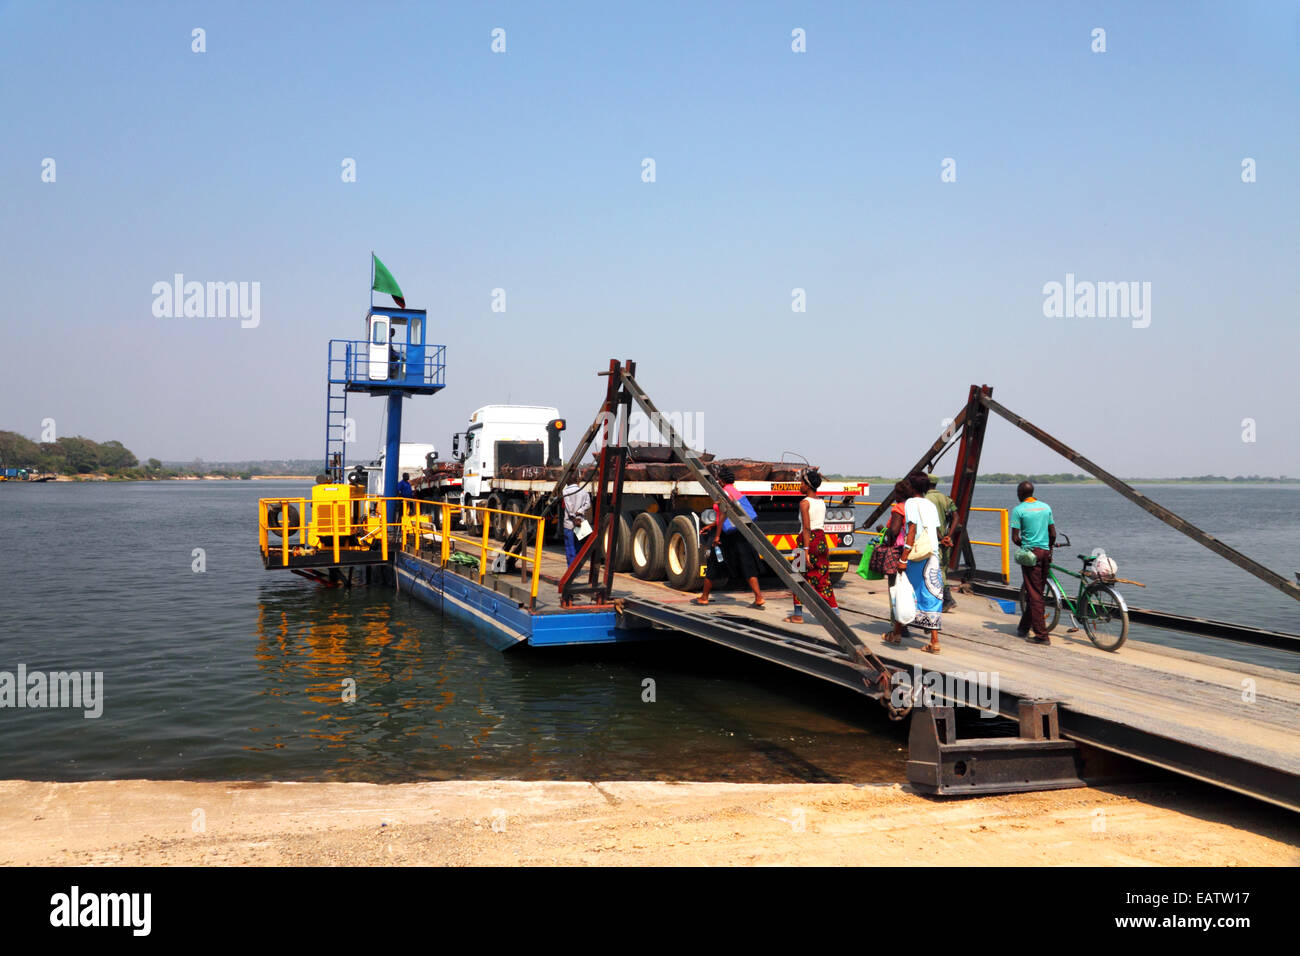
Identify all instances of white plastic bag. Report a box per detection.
[1091,548,1118,580]
[890,572,917,626]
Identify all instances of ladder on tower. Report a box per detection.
[324,377,348,482]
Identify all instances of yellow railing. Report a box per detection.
[259,495,416,567]
[424,501,548,606]
[258,495,548,606]
[854,499,1011,583]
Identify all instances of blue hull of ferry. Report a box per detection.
[394,551,657,649]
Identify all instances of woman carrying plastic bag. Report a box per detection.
[889,566,917,626]
[885,475,944,653]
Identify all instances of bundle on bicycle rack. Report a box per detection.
[1085,549,1119,584]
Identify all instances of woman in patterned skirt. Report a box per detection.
[784,470,838,623]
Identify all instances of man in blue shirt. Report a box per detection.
[1010,481,1056,644]
[396,472,414,498]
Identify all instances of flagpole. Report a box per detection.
[369,251,374,309]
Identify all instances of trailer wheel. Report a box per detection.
[665,515,704,591]
[631,512,667,580]
[598,513,633,572]
[829,571,845,586]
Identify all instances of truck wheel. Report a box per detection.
[503,499,525,540]
[631,512,667,580]
[599,513,633,572]
[504,505,530,571]
[829,571,845,585]
[665,515,704,591]
[431,496,454,531]
[486,494,505,539]
[465,497,486,536]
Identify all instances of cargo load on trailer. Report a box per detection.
[410,404,866,590]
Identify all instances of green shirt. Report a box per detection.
[925,490,955,535]
[1010,498,1054,551]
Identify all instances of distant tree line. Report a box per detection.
[0,430,294,479]
[161,458,322,476]
[823,472,1096,484]
[0,430,147,476]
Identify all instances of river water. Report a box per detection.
[0,480,1294,782]
[949,482,1299,669]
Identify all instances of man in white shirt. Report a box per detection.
[561,481,592,566]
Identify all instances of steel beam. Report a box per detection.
[614,365,898,703]
[981,395,1300,603]
[947,385,992,576]
[618,598,881,699]
[859,403,969,534]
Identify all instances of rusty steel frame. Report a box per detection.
[979,394,1300,604]
[859,404,969,534]
[946,385,993,577]
[612,364,900,707]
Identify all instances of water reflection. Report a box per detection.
[247,581,906,783]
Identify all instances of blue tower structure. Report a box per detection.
[326,306,446,519]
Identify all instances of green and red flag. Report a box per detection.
[371,253,405,308]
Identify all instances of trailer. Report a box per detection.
[341,442,438,496]
[410,404,866,591]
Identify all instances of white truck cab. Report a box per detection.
[454,405,565,499]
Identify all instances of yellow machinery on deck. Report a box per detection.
[259,485,412,575]
[258,492,549,605]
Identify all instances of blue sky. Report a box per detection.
[2,1,1297,476]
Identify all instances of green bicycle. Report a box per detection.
[1017,533,1131,651]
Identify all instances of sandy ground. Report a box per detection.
[2,779,1296,866]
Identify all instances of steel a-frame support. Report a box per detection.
[612,364,900,707]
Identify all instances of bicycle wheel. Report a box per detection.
[1081,583,1129,651]
[1018,581,1061,632]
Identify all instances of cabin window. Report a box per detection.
[372,321,387,345]
[409,317,422,345]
